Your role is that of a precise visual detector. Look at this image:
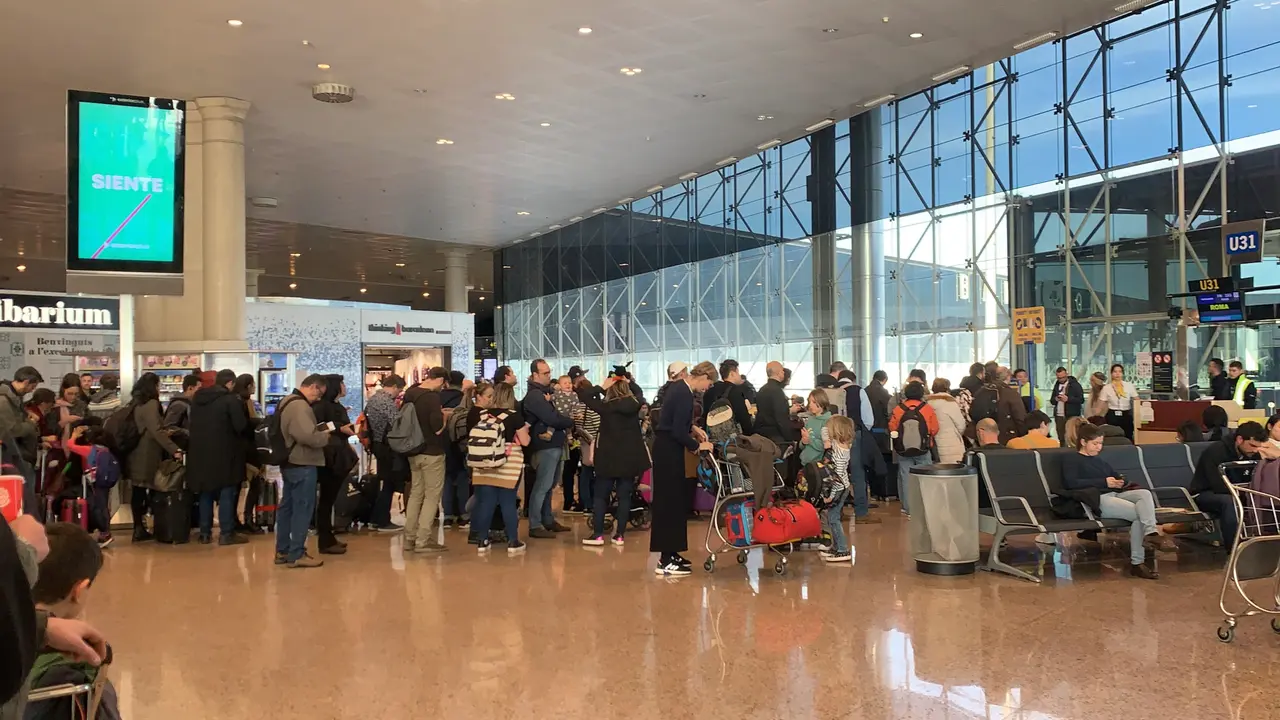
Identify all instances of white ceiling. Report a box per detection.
[0,0,1128,248]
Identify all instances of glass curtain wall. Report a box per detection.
[500,0,1280,399]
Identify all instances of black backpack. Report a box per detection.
[255,396,301,466]
[969,387,1001,424]
[892,402,935,458]
[102,402,141,459]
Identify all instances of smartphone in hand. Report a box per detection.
[315,421,336,432]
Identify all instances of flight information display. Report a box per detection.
[1196,290,1245,323]
[67,90,185,274]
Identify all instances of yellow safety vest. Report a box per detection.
[1233,376,1254,406]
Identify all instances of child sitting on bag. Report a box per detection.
[26,522,123,719]
[819,416,855,565]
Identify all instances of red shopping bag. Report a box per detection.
[751,500,822,545]
[0,474,23,521]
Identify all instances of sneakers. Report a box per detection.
[219,534,250,546]
[582,536,605,547]
[529,527,557,539]
[823,551,852,563]
[457,518,471,530]
[549,521,571,533]
[288,553,324,569]
[611,535,625,546]
[132,529,154,543]
[198,534,212,545]
[654,559,693,576]
[274,552,289,565]
[567,504,586,515]
[1129,563,1159,580]
[373,523,404,533]
[507,542,527,556]
[97,533,113,549]
[477,540,492,555]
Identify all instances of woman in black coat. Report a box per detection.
[312,374,357,554]
[187,369,250,545]
[649,361,716,576]
[576,376,651,546]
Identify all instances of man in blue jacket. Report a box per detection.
[522,359,575,538]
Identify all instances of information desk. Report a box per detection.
[1135,400,1266,444]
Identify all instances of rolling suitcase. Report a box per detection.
[152,489,194,544]
[254,477,279,529]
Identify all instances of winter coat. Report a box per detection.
[0,383,29,446]
[972,382,1027,444]
[522,380,573,452]
[86,389,120,421]
[576,386,651,480]
[753,379,797,445]
[126,398,180,486]
[927,393,968,463]
[163,396,192,430]
[184,386,250,493]
[313,375,357,479]
[865,381,892,430]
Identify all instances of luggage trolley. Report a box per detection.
[1214,460,1280,643]
[26,644,113,718]
[701,446,790,577]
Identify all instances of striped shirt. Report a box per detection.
[822,426,851,493]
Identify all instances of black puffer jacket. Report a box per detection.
[186,386,250,493]
[313,374,357,479]
[576,386,650,480]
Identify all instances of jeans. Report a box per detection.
[276,465,318,562]
[471,484,521,546]
[443,451,472,519]
[530,447,562,529]
[88,487,112,535]
[1098,488,1158,564]
[370,442,399,527]
[199,485,239,539]
[404,453,446,549]
[592,475,634,539]
[850,433,869,518]
[896,454,932,515]
[1195,491,1239,549]
[824,489,850,553]
[578,463,595,513]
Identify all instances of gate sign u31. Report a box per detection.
[1013,306,1046,344]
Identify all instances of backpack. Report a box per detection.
[87,446,121,489]
[387,402,426,455]
[255,396,301,466]
[705,399,739,445]
[821,387,847,417]
[466,411,511,469]
[446,398,473,446]
[893,402,934,458]
[803,455,840,509]
[101,402,141,458]
[968,387,1000,424]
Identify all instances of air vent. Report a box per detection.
[312,83,355,103]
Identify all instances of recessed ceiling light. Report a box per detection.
[910,32,923,39]
[422,292,430,298]
[756,140,781,151]
[227,20,243,27]
[757,115,775,121]
[317,63,330,70]
[882,16,890,23]
[592,207,607,214]
[395,262,405,267]
[569,216,584,222]
[714,156,738,167]
[517,211,530,215]
[822,28,839,33]
[359,288,368,293]
[290,252,301,257]
[539,122,551,127]
[478,296,485,301]
[805,118,836,132]
[645,185,664,194]
[15,265,25,272]
[302,40,311,46]
[578,27,593,35]
[620,67,642,76]
[503,265,513,269]
[549,224,562,230]
[1114,0,1156,12]
[619,197,634,203]
[413,88,427,94]
[436,138,454,145]
[494,93,515,100]
[678,171,699,181]
[289,283,297,290]
[862,93,897,107]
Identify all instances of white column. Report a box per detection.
[445,249,469,313]
[196,97,251,346]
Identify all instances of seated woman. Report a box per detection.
[1202,405,1231,443]
[1176,420,1205,443]
[1062,423,1175,580]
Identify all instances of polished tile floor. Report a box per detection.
[86,504,1280,719]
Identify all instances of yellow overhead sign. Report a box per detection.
[1013,306,1046,344]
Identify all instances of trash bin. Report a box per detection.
[907,462,980,575]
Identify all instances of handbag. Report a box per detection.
[153,458,187,493]
[751,499,822,545]
[581,438,595,467]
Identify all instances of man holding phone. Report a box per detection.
[275,374,333,568]
[401,367,450,553]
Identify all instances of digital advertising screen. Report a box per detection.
[66,90,185,274]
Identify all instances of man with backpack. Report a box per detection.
[273,374,333,568]
[440,370,472,528]
[365,374,405,533]
[888,382,939,517]
[970,362,1026,444]
[399,367,451,553]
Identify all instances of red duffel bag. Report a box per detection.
[752,499,822,545]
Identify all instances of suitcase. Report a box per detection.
[722,498,755,547]
[333,473,376,529]
[254,478,279,529]
[61,497,89,530]
[752,500,822,545]
[153,489,194,544]
[693,487,716,513]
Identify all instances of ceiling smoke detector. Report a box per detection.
[312,83,355,103]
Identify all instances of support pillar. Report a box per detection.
[196,97,251,347]
[246,268,265,298]
[849,112,886,379]
[810,126,838,374]
[445,249,469,313]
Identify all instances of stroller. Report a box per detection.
[586,475,652,533]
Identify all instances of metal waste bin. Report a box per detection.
[907,462,980,575]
